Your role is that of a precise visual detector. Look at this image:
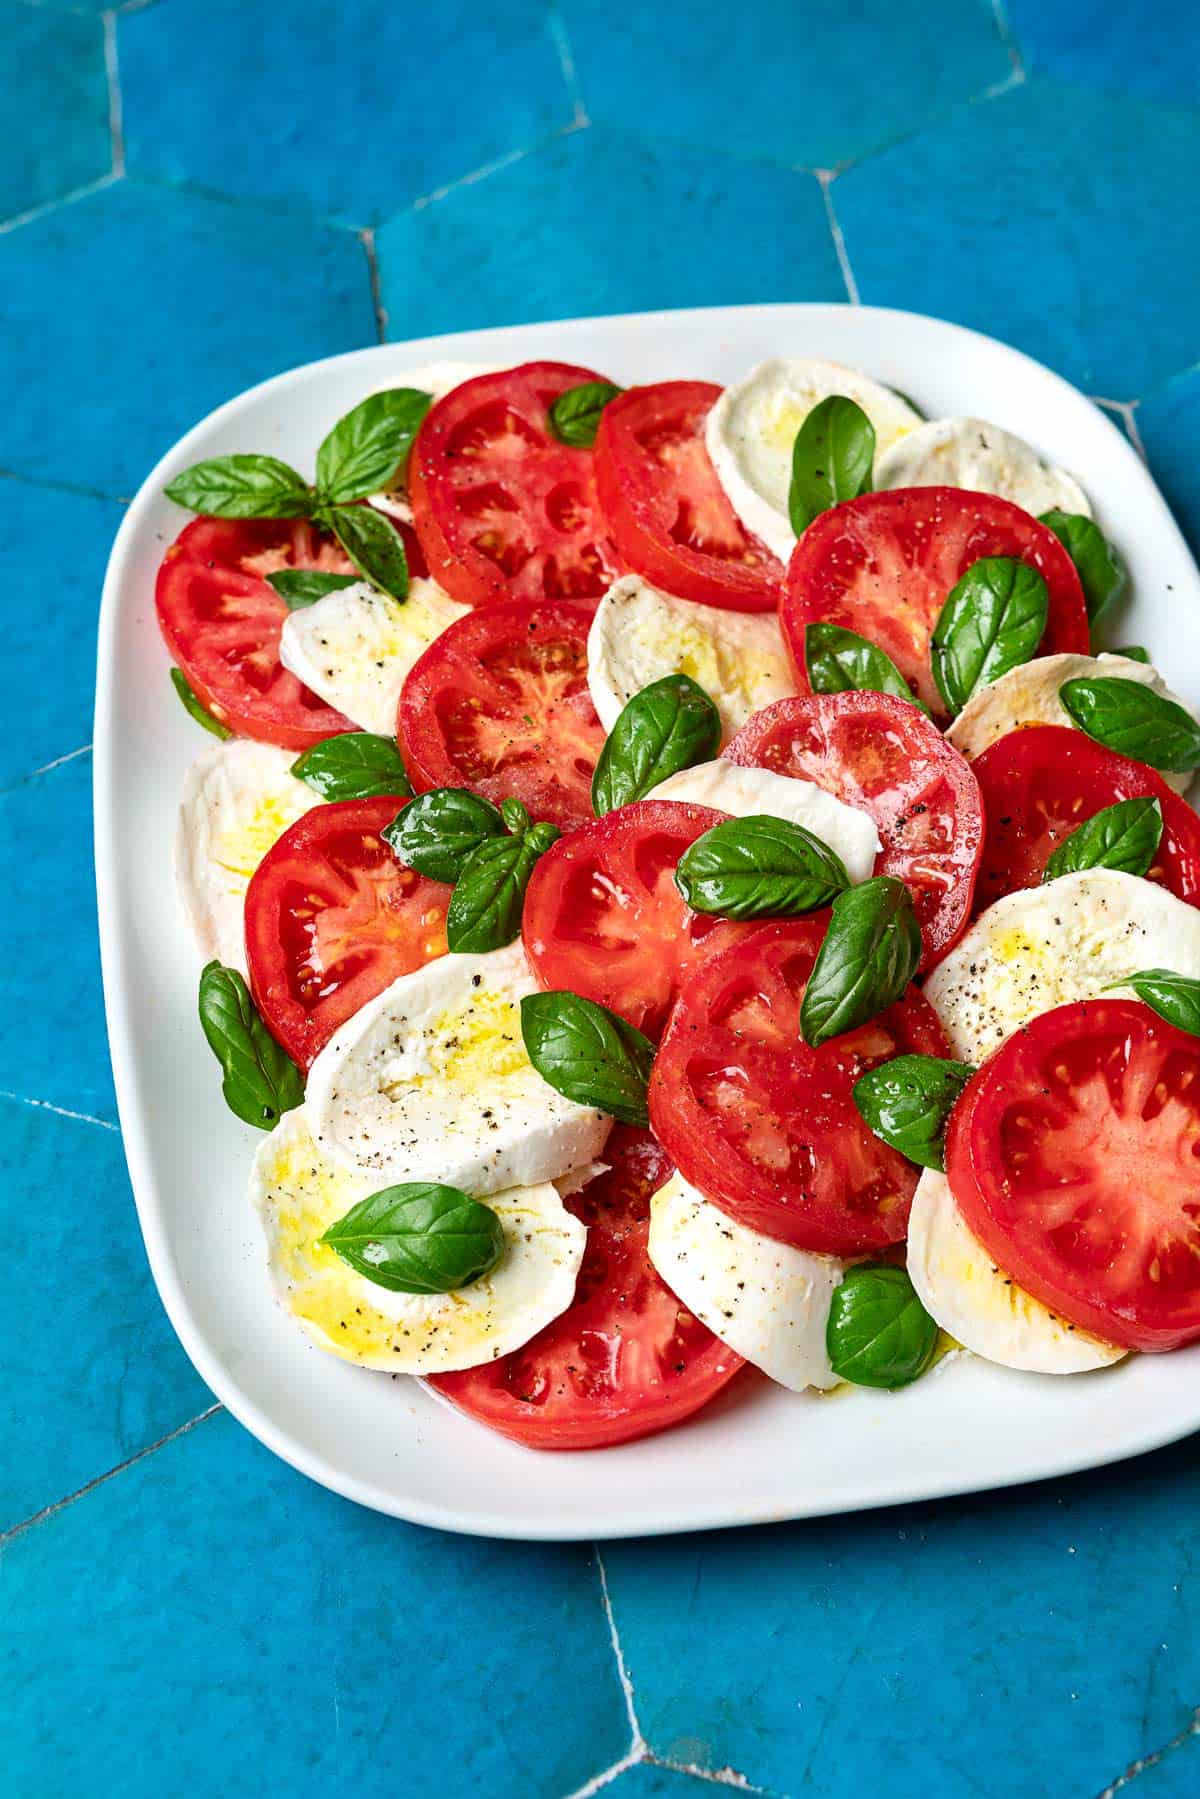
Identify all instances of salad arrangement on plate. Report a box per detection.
[154,351,1200,1452]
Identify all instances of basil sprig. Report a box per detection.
[521,991,655,1128]
[788,396,875,535]
[322,1183,504,1294]
[291,733,412,803]
[447,820,560,953]
[1113,969,1200,1036]
[852,1054,974,1172]
[1039,510,1128,627]
[800,876,921,1048]
[267,569,359,610]
[1042,796,1162,883]
[931,556,1048,717]
[826,1263,939,1390]
[804,621,926,714]
[548,381,623,448]
[1060,678,1200,772]
[198,961,303,1130]
[327,503,409,602]
[675,814,850,920]
[315,388,432,503]
[592,674,721,816]
[170,667,231,740]
[164,454,312,519]
[384,788,507,884]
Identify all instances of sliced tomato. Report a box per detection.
[594,381,783,611]
[398,599,605,831]
[429,1126,743,1449]
[947,997,1200,1352]
[522,800,748,1037]
[972,725,1200,914]
[724,691,983,967]
[781,487,1089,716]
[408,361,621,608]
[244,795,450,1068]
[649,919,949,1255]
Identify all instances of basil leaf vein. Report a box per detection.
[267,569,360,610]
[931,556,1049,717]
[826,1262,939,1389]
[170,667,232,740]
[799,875,922,1048]
[547,381,623,448]
[316,388,433,505]
[788,395,875,535]
[198,960,303,1130]
[1042,796,1162,882]
[804,621,926,714]
[290,732,412,803]
[521,991,654,1128]
[591,674,721,815]
[675,814,851,919]
[852,1054,975,1172]
[329,504,409,602]
[1040,509,1128,627]
[321,1183,504,1294]
[383,788,507,884]
[1060,677,1200,772]
[164,454,313,520]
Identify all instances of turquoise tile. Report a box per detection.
[608,1765,727,1796]
[0,753,115,1123]
[120,0,571,228]
[0,180,374,500]
[1006,0,1200,110]
[561,0,1009,171]
[602,1438,1200,1799]
[1137,368,1200,560]
[0,5,110,223]
[2,1410,628,1798]
[836,80,1200,397]
[0,1097,209,1531]
[376,126,844,342]
[1135,1733,1200,1798]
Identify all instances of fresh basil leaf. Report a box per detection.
[1060,677,1200,772]
[315,388,433,505]
[446,827,559,953]
[591,674,721,816]
[383,788,505,883]
[290,732,412,802]
[164,454,313,519]
[197,960,303,1130]
[329,504,409,602]
[799,875,922,1048]
[170,667,232,740]
[788,396,875,535]
[321,1182,504,1294]
[852,1054,975,1172]
[547,380,623,448]
[1113,644,1150,663]
[1039,509,1128,627]
[931,556,1049,717]
[1113,968,1200,1036]
[501,796,531,836]
[675,814,851,920]
[804,621,927,714]
[520,991,654,1128]
[1042,795,1163,883]
[826,1262,938,1390]
[267,569,360,611]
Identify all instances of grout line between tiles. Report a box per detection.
[989,0,1026,77]
[1094,1710,1200,1799]
[0,1089,117,1132]
[408,119,586,217]
[816,171,860,305]
[547,8,589,126]
[596,1546,646,1755]
[102,9,125,177]
[359,227,387,342]
[0,171,120,238]
[33,742,92,778]
[0,466,125,503]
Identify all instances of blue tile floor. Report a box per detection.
[3,1,1199,1794]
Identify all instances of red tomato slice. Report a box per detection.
[649,919,949,1255]
[522,800,748,1037]
[781,487,1089,716]
[244,795,450,1068]
[972,724,1200,914]
[594,381,783,611]
[428,1126,743,1449]
[398,599,605,831]
[724,691,983,968]
[408,361,621,608]
[946,997,1200,1352]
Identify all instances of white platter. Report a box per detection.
[96,303,1200,1540]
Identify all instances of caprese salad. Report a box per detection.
[155,350,1200,1453]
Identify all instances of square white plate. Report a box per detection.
[96,303,1200,1540]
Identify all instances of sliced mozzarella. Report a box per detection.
[649,1172,843,1391]
[875,417,1090,517]
[706,358,921,561]
[947,652,1197,796]
[924,869,1200,1064]
[175,739,315,973]
[279,576,467,736]
[369,360,499,522]
[907,1170,1123,1374]
[646,760,879,882]
[305,940,611,1194]
[251,1106,584,1373]
[587,574,795,745]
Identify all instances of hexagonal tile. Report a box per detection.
[0,5,111,223]
[1006,0,1200,109]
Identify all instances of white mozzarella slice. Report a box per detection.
[648,1172,844,1391]
[706,358,922,561]
[646,760,880,882]
[924,869,1200,1064]
[875,416,1091,517]
[907,1170,1123,1374]
[278,576,468,736]
[947,652,1197,795]
[586,574,795,745]
[175,740,316,974]
[305,941,611,1194]
[251,1106,585,1373]
[369,360,499,522]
